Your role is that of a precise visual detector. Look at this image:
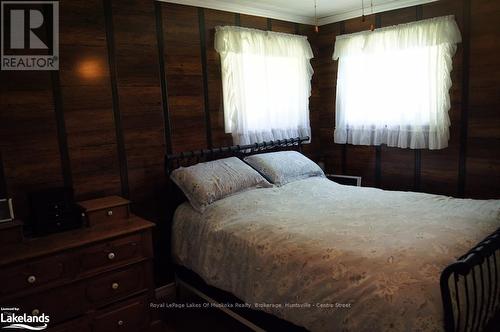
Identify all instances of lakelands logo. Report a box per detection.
[1,307,49,330]
[1,1,59,70]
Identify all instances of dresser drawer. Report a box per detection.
[11,263,147,325]
[77,234,144,275]
[47,316,90,332]
[45,295,149,332]
[91,295,148,332]
[78,196,131,227]
[85,205,129,227]
[0,254,69,296]
[85,264,145,305]
[15,282,87,325]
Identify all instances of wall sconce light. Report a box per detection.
[77,59,103,80]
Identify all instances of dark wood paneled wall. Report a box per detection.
[0,0,282,212]
[0,0,498,284]
[0,0,316,283]
[317,0,500,199]
[466,0,500,198]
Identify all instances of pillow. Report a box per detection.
[170,157,272,212]
[244,151,325,186]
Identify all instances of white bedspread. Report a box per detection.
[172,177,500,331]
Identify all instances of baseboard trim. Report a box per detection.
[155,282,176,301]
[149,319,164,332]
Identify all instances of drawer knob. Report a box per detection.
[117,320,124,326]
[27,275,36,284]
[32,309,40,315]
[107,252,116,260]
[111,282,119,290]
[107,210,113,216]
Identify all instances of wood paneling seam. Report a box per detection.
[198,8,213,148]
[154,2,173,155]
[103,0,130,198]
[458,0,471,197]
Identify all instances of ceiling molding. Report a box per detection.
[318,0,438,26]
[158,0,313,25]
[159,0,439,26]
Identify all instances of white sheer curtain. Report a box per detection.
[333,16,462,149]
[215,26,314,145]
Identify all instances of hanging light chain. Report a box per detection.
[361,0,365,22]
[370,0,375,30]
[314,0,319,32]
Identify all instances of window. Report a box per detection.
[333,16,462,149]
[215,26,314,145]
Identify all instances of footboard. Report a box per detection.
[440,228,500,332]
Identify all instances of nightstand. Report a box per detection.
[0,197,157,331]
[326,174,362,186]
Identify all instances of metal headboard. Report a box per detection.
[164,136,309,176]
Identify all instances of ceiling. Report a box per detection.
[161,0,438,25]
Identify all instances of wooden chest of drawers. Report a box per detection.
[0,216,156,331]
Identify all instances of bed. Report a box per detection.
[166,137,500,332]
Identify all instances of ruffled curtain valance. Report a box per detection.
[215,26,314,145]
[332,15,462,150]
[333,15,462,59]
[215,26,314,59]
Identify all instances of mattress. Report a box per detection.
[171,177,500,331]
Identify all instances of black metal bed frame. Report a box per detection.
[440,228,500,332]
[165,136,500,332]
[165,136,306,176]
